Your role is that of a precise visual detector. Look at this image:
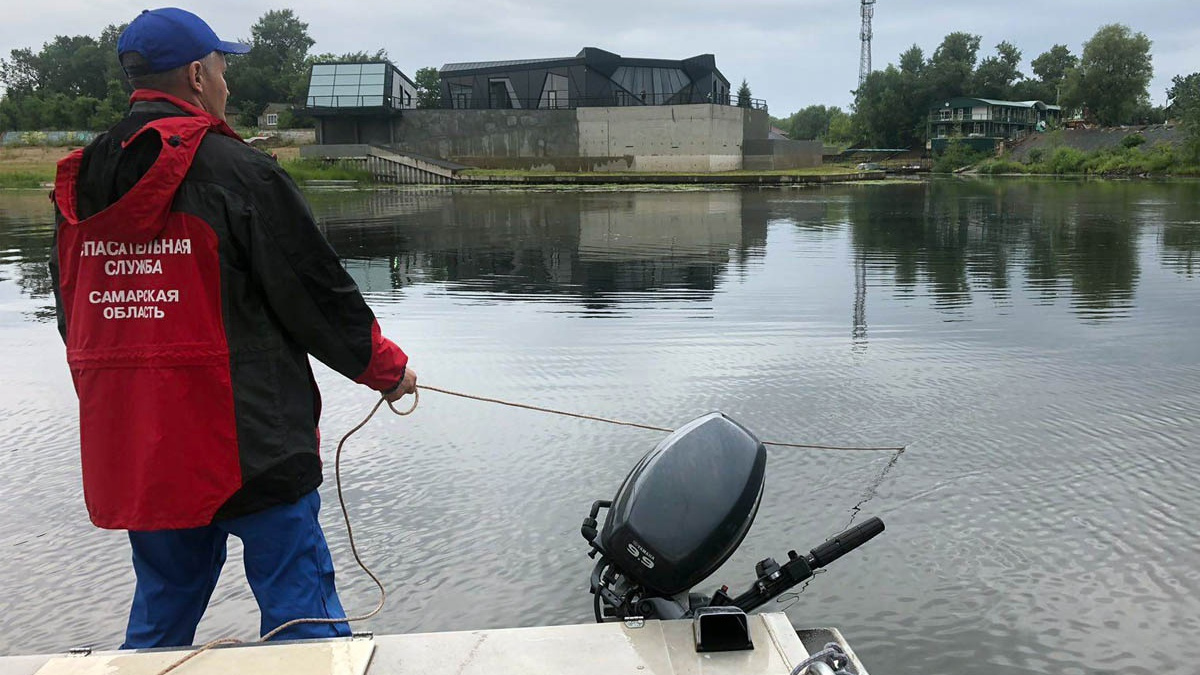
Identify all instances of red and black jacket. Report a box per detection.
[50,91,408,531]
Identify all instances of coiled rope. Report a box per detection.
[154,383,902,673]
[153,391,419,675]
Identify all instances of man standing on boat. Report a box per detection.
[48,8,416,649]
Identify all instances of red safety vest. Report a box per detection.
[54,95,247,529]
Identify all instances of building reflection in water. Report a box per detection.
[316,189,769,312]
[0,181,1197,326]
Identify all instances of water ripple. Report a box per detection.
[0,183,1198,675]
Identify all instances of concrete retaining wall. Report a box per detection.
[263,129,315,145]
[394,109,580,169]
[325,104,785,172]
[743,139,824,171]
[577,104,744,171]
[743,108,770,144]
[2,130,97,147]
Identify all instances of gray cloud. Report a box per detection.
[3,1,1197,115]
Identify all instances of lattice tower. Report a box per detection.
[859,0,876,88]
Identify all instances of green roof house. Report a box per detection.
[929,97,1062,153]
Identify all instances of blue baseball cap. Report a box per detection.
[118,7,250,76]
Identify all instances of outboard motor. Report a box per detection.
[582,412,884,623]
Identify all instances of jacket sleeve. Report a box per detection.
[242,162,408,391]
[49,210,68,345]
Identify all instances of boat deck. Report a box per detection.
[2,613,868,675]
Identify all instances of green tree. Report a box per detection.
[38,36,108,98]
[311,49,388,64]
[973,41,1022,100]
[785,105,833,140]
[88,80,129,129]
[778,104,856,144]
[852,41,932,148]
[0,47,42,95]
[225,9,315,121]
[826,108,857,147]
[0,23,129,130]
[927,32,981,102]
[414,67,440,109]
[1168,72,1200,160]
[1029,44,1077,103]
[248,10,314,77]
[898,45,925,77]
[736,79,752,108]
[1064,24,1153,125]
[897,44,932,143]
[853,66,910,147]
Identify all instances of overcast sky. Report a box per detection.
[4,0,1198,115]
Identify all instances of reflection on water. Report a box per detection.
[848,180,1158,321]
[312,189,766,312]
[5,180,1198,323]
[1,179,1199,675]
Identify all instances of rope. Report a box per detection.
[789,641,852,675]
[418,385,905,453]
[152,381,898,673]
[153,389,419,674]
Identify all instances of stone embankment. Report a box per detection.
[1008,125,1184,161]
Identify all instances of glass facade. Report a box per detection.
[611,66,691,103]
[437,51,732,110]
[307,63,391,108]
[449,83,472,109]
[539,73,568,109]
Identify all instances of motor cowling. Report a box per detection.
[599,412,766,597]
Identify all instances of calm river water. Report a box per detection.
[1,179,1198,674]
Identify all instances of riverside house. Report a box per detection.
[929,97,1062,153]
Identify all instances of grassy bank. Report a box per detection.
[0,169,54,188]
[278,158,374,183]
[0,147,61,188]
[933,138,1200,177]
[0,146,378,188]
[460,166,855,178]
[975,144,1200,177]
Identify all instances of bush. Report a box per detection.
[1027,148,1045,164]
[1120,133,1147,148]
[976,158,1028,175]
[1036,146,1089,174]
[933,139,988,173]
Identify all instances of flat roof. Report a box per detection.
[936,96,1060,111]
[440,49,727,84]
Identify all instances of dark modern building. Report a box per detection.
[929,97,1063,153]
[439,47,735,110]
[299,50,815,173]
[304,61,417,144]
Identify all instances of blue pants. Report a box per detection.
[122,490,351,649]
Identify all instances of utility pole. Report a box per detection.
[859,0,876,89]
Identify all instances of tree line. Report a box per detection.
[3,13,1196,152]
[0,10,444,131]
[775,24,1197,152]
